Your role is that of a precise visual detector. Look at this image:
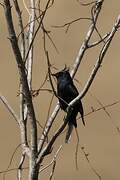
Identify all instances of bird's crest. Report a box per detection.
[61,64,69,72]
[51,65,69,77]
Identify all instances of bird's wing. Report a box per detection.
[66,83,79,97]
[67,84,85,126]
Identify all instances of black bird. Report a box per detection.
[52,68,85,143]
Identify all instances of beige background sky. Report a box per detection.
[0,0,120,179]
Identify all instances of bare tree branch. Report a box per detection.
[87,33,110,48]
[0,92,19,124]
[81,146,101,180]
[0,167,28,175]
[25,0,52,62]
[53,17,91,33]
[78,1,96,6]
[17,153,26,180]
[39,145,62,175]
[48,145,62,180]
[69,15,120,107]
[3,1,38,179]
[3,144,21,180]
[71,0,105,78]
[13,0,26,59]
[37,116,67,164]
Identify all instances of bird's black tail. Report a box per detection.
[65,123,74,143]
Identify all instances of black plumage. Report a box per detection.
[52,68,85,143]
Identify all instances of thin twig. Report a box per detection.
[17,13,43,39]
[39,145,62,174]
[0,167,28,174]
[45,51,57,96]
[23,0,31,15]
[81,146,102,180]
[90,3,104,42]
[92,95,120,135]
[69,15,120,107]
[46,94,55,129]
[45,49,69,106]
[71,0,104,78]
[25,0,52,62]
[78,100,120,119]
[79,1,96,6]
[53,17,91,33]
[75,128,80,170]
[88,33,110,48]
[3,144,21,180]
[75,77,120,135]
[0,92,19,124]
[17,153,26,180]
[13,0,26,59]
[37,116,68,164]
[48,145,62,180]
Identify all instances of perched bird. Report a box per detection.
[52,67,85,143]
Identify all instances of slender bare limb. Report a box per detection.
[0,92,19,124]
[92,95,120,134]
[46,94,54,125]
[81,146,101,180]
[26,0,35,88]
[3,144,21,180]
[74,78,120,135]
[74,128,80,170]
[69,15,120,107]
[45,51,57,96]
[83,99,120,135]
[45,94,55,143]
[71,0,104,78]
[3,1,38,179]
[53,17,91,33]
[37,116,67,164]
[13,1,30,160]
[39,145,62,174]
[87,33,110,48]
[13,0,26,59]
[45,50,69,106]
[0,168,28,175]
[84,100,120,118]
[38,102,60,155]
[17,153,26,180]
[23,0,31,15]
[48,145,62,180]
[78,1,96,6]
[35,4,59,54]
[25,0,52,62]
